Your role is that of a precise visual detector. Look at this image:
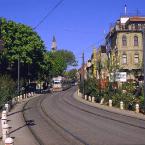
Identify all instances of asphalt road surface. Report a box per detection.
[23,87,145,145]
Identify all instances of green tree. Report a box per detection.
[47,50,77,77]
[47,51,67,77]
[0,17,46,81]
[64,69,78,82]
[56,50,77,66]
[0,17,77,83]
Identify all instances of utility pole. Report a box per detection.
[82,51,85,98]
[18,55,20,97]
[143,29,145,113]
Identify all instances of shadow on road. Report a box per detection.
[9,119,36,134]
[8,107,32,116]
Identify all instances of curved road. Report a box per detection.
[23,87,145,145]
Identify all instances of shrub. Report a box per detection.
[79,77,101,101]
[122,81,136,94]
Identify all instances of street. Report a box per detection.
[23,87,145,145]
[1,1,145,145]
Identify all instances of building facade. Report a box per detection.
[106,16,145,80]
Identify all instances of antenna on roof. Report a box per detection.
[136,9,140,16]
[125,4,127,16]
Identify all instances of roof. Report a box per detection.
[129,16,145,22]
[52,36,56,42]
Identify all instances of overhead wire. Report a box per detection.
[64,28,98,34]
[33,0,64,30]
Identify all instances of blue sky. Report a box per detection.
[1,0,145,68]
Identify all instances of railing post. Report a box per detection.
[85,95,87,100]
[109,99,112,107]
[5,137,14,145]
[2,111,7,118]
[120,101,124,110]
[1,116,7,128]
[2,124,9,142]
[4,104,9,113]
[135,104,139,113]
[92,96,95,103]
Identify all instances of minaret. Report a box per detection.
[125,4,127,16]
[51,36,57,52]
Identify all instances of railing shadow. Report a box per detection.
[8,107,32,116]
[9,119,36,134]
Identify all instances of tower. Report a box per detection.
[51,36,57,52]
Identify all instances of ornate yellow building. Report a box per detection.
[106,16,145,80]
[92,48,97,78]
[86,47,108,80]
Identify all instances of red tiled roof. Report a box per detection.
[130,17,145,22]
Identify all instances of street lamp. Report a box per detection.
[17,55,20,97]
[142,29,145,113]
[82,51,85,98]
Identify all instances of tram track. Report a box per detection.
[22,97,45,145]
[21,88,145,145]
[39,93,89,145]
[59,88,145,130]
[22,92,88,145]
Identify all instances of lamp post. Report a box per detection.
[17,55,20,97]
[82,51,85,98]
[142,29,145,113]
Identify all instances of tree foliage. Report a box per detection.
[46,51,67,77]
[46,50,77,77]
[79,77,100,99]
[56,50,77,66]
[0,17,46,80]
[0,17,77,81]
[0,17,78,106]
[64,69,78,81]
[0,75,16,106]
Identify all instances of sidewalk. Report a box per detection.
[74,92,145,120]
[0,95,40,145]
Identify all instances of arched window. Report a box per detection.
[122,35,127,46]
[134,36,138,46]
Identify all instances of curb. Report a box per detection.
[74,92,145,120]
[0,93,41,145]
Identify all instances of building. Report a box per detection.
[51,36,57,52]
[106,16,145,81]
[86,47,108,79]
[92,48,97,78]
[96,45,108,80]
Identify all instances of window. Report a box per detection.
[134,54,139,64]
[122,35,127,46]
[134,36,138,46]
[135,24,138,30]
[122,54,127,64]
